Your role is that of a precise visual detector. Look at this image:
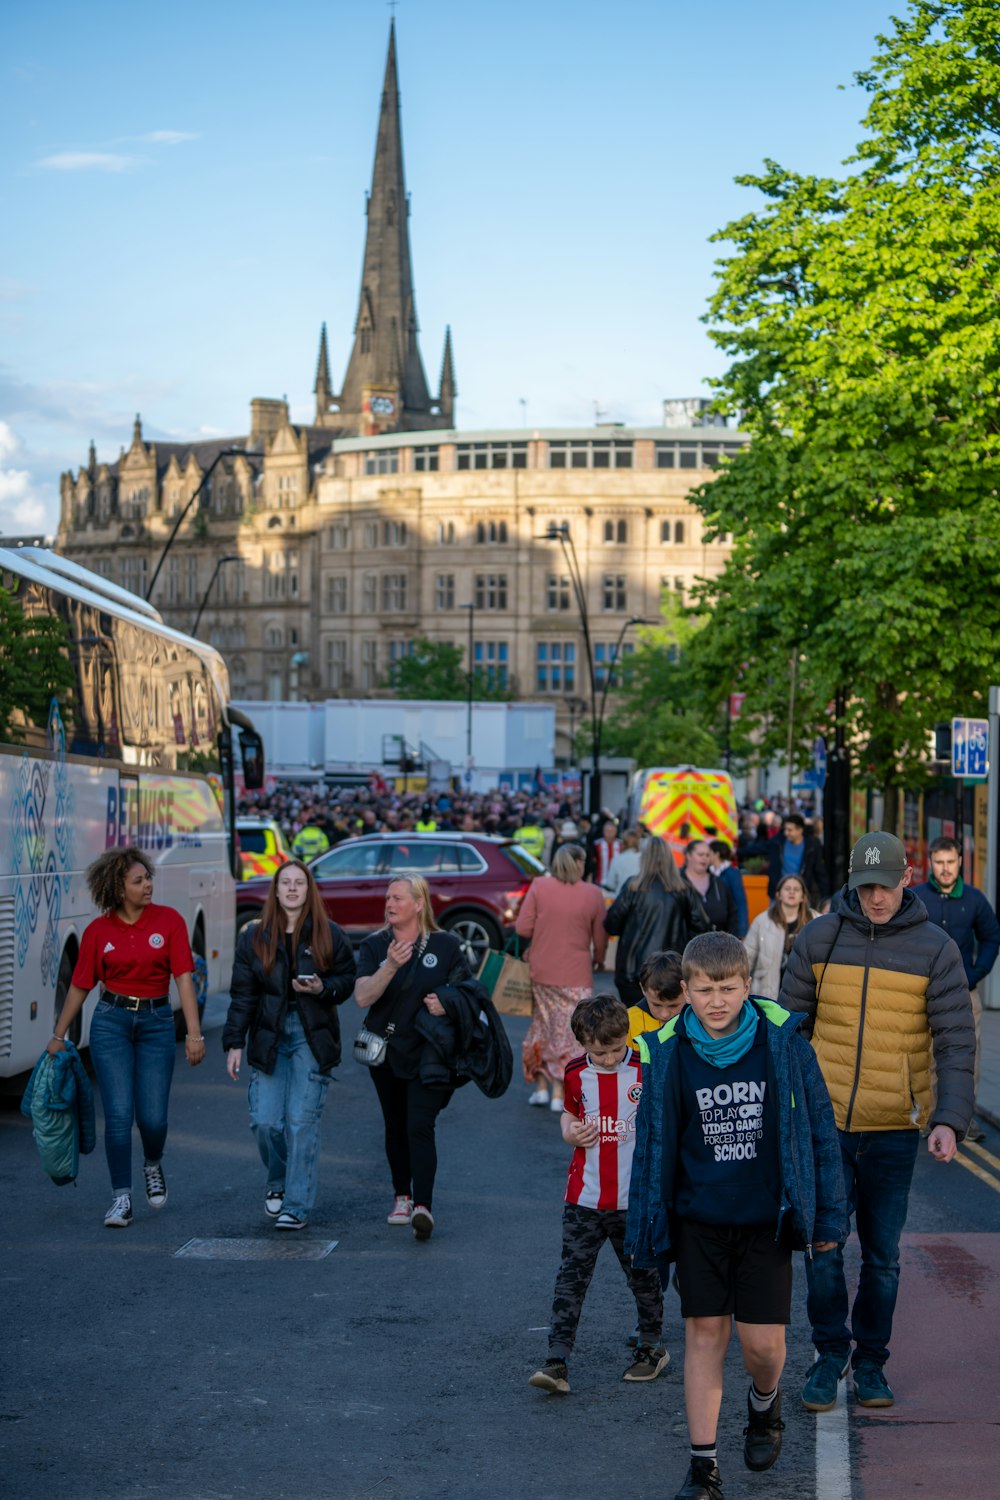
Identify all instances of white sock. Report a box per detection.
[749,1379,778,1412]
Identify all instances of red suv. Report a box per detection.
[235,832,543,967]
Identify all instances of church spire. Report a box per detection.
[329,21,449,435]
[314,322,332,421]
[438,325,456,426]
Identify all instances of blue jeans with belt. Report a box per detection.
[89,999,177,1192]
[247,1011,331,1220]
[805,1127,920,1370]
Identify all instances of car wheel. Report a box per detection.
[441,912,500,970]
[236,908,259,940]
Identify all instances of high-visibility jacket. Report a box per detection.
[514,824,545,860]
[292,825,330,860]
[416,818,437,832]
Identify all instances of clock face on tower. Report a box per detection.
[369,394,396,417]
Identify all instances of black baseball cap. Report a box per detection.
[848,831,907,890]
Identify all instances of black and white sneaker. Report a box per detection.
[104,1193,133,1228]
[264,1189,285,1218]
[143,1160,167,1209]
[274,1211,307,1230]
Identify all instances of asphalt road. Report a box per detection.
[2,995,999,1500]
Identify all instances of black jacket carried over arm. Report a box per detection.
[414,979,513,1096]
[223,916,356,1073]
[604,879,696,988]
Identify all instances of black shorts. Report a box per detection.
[673,1219,792,1324]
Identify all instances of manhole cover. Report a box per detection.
[174,1237,338,1261]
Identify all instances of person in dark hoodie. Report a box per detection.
[780,831,975,1414]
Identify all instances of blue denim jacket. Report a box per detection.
[624,999,847,1272]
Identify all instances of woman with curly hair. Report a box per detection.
[224,860,356,1230]
[48,846,203,1229]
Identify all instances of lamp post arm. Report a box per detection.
[191,559,223,637]
[146,449,240,601]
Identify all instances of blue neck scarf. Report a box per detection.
[684,1000,758,1068]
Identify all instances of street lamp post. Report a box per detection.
[146,448,246,602]
[191,554,239,637]
[538,522,599,810]
[594,615,646,775]
[459,601,475,781]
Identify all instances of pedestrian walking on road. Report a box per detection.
[223,860,356,1230]
[682,839,740,938]
[743,876,819,1001]
[353,876,492,1240]
[780,831,975,1412]
[709,840,749,939]
[626,950,685,1050]
[529,995,667,1397]
[766,813,828,911]
[516,845,608,1111]
[47,846,205,1229]
[627,933,846,1500]
[606,836,699,1004]
[912,834,1000,1143]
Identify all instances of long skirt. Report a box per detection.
[522,983,592,1084]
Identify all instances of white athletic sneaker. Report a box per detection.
[528,1088,550,1106]
[387,1195,413,1225]
[104,1193,133,1228]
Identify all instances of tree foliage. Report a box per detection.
[389,636,513,701]
[0,585,75,741]
[687,0,1000,799]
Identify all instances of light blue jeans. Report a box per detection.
[247,1011,331,1220]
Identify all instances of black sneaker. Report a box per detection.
[622,1343,671,1381]
[528,1358,570,1395]
[674,1457,723,1500]
[743,1388,784,1471]
[143,1160,167,1209]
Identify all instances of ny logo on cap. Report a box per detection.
[865,846,880,866]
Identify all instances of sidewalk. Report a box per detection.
[976,1005,1000,1131]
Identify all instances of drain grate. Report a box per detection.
[174,1237,338,1261]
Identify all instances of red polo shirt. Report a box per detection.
[72,903,193,998]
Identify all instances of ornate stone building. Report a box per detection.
[56,24,741,754]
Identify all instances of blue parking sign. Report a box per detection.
[952,717,989,780]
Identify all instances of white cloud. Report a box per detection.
[0,422,50,533]
[37,152,139,173]
[142,130,198,145]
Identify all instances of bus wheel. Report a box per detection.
[54,946,81,1046]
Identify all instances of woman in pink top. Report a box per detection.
[515,844,608,1112]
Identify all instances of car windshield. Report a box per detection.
[238,831,269,854]
[311,843,382,878]
[501,842,545,877]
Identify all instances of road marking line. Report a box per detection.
[954,1151,1000,1193]
[963,1139,1000,1173]
[815,1376,852,1500]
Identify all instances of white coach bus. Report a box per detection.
[0,547,264,1076]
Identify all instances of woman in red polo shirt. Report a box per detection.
[47,845,204,1228]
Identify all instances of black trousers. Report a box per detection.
[370,1066,454,1209]
[548,1202,663,1358]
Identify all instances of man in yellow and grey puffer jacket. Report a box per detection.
[779,830,974,1416]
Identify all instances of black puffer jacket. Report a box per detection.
[604,879,698,991]
[223,916,357,1074]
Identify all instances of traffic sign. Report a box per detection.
[952,717,989,780]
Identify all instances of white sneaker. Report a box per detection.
[264,1189,285,1218]
[104,1193,133,1228]
[528,1088,550,1106]
[387,1194,413,1225]
[549,1097,565,1113]
[411,1205,435,1240]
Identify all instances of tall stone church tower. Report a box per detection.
[314,21,455,436]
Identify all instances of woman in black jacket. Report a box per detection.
[223,860,356,1230]
[605,836,699,1004]
[353,874,488,1242]
[682,838,740,936]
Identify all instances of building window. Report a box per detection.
[264,552,288,601]
[474,520,509,544]
[185,556,199,604]
[387,639,415,683]
[325,638,348,691]
[602,519,628,544]
[546,574,571,611]
[362,573,377,612]
[120,556,148,596]
[435,574,455,610]
[382,519,407,546]
[602,574,627,611]
[381,573,408,611]
[364,450,399,475]
[436,520,455,544]
[473,640,509,689]
[360,327,372,354]
[328,522,349,549]
[548,441,633,470]
[413,446,440,472]
[456,442,527,470]
[166,557,179,604]
[361,638,379,690]
[230,656,247,694]
[674,520,685,544]
[536,641,576,692]
[656,439,746,469]
[474,573,508,610]
[594,640,635,689]
[266,624,284,648]
[362,521,378,548]
[325,575,348,613]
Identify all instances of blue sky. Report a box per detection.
[2,0,902,533]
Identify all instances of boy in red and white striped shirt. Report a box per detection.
[529,995,667,1395]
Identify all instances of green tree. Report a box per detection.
[0,584,75,741]
[388,636,512,701]
[687,0,1000,824]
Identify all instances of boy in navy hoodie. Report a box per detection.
[627,933,845,1500]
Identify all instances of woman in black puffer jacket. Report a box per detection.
[223,860,356,1230]
[604,836,702,1003]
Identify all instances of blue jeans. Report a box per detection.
[89,999,177,1193]
[247,1012,331,1220]
[806,1127,919,1370]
